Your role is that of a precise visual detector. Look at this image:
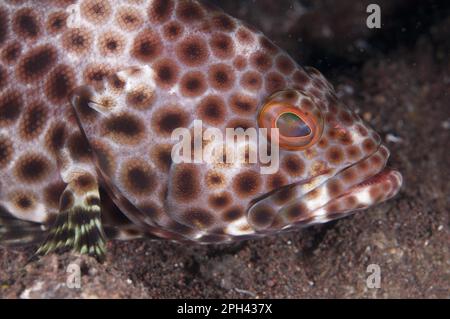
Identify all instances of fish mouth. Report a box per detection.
[247,144,403,231]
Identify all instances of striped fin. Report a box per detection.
[36,175,107,261]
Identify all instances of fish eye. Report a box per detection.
[258,89,324,150]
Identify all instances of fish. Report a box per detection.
[0,0,402,261]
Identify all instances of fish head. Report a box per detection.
[68,1,402,241]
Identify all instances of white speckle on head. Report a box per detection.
[119,65,156,92]
[355,188,373,205]
[225,217,254,236]
[305,188,330,211]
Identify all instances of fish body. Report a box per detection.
[0,0,402,259]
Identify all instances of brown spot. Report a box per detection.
[126,85,156,110]
[131,28,163,62]
[148,0,174,23]
[162,20,184,41]
[251,51,272,72]
[0,91,23,127]
[285,203,308,221]
[13,8,40,40]
[15,153,51,183]
[355,124,368,137]
[233,55,247,70]
[116,6,143,31]
[120,159,156,196]
[265,72,286,92]
[222,206,244,222]
[362,138,377,153]
[103,112,146,145]
[151,144,173,172]
[17,45,57,83]
[233,170,261,198]
[342,168,357,183]
[98,31,125,56]
[326,146,345,164]
[2,41,22,63]
[80,0,112,24]
[153,58,180,88]
[229,93,257,115]
[62,28,93,54]
[276,55,295,75]
[180,71,207,97]
[273,187,295,205]
[152,106,189,136]
[210,33,234,59]
[293,70,310,87]
[172,164,200,202]
[208,63,235,91]
[327,180,343,197]
[176,36,209,67]
[197,95,226,126]
[83,63,110,89]
[45,64,75,103]
[19,102,48,141]
[0,7,8,45]
[370,154,383,166]
[182,208,215,229]
[236,27,254,44]
[282,155,305,176]
[212,14,236,32]
[43,182,66,209]
[67,132,91,162]
[11,191,37,212]
[318,137,328,149]
[369,186,383,202]
[345,196,358,207]
[205,170,225,188]
[260,36,278,54]
[338,131,353,145]
[73,173,96,194]
[267,173,287,190]
[176,1,204,23]
[208,192,231,209]
[108,74,126,92]
[249,205,275,229]
[241,71,262,91]
[0,136,13,169]
[346,145,361,160]
[47,11,67,34]
[45,123,67,156]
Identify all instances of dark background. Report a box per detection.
[1,0,449,298]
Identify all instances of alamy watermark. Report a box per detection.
[367,4,381,29]
[366,264,381,289]
[171,120,280,175]
[66,263,81,289]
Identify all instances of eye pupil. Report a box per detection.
[276,112,311,138]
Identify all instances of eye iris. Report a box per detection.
[276,112,311,137]
[257,89,324,151]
